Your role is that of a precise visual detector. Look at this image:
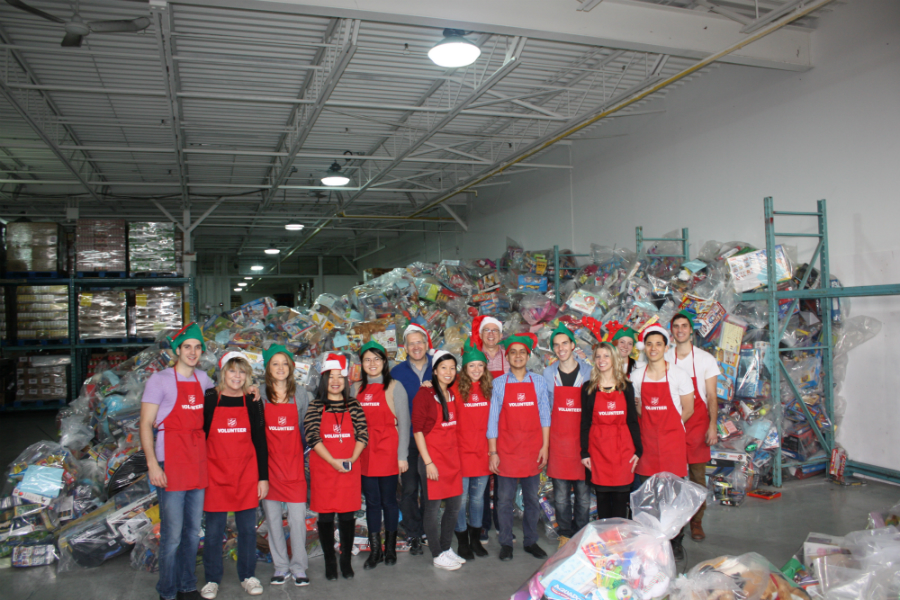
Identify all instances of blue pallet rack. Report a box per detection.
[740,197,900,486]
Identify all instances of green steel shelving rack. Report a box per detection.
[0,275,195,410]
[741,197,900,486]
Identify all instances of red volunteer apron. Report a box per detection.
[636,368,687,478]
[357,384,400,477]
[309,409,361,514]
[422,392,463,500]
[677,348,712,464]
[497,375,543,479]
[588,390,636,487]
[455,382,490,478]
[205,394,259,512]
[265,399,307,503]
[159,373,207,491]
[547,378,586,481]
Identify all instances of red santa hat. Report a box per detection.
[471,315,503,350]
[321,353,349,377]
[218,350,248,370]
[638,324,670,348]
[402,323,433,349]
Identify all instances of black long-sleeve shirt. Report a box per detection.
[580,381,642,460]
[203,389,269,480]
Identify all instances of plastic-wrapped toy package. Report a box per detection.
[868,503,900,530]
[670,552,811,600]
[511,473,706,600]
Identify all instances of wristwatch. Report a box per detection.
[488,451,498,456]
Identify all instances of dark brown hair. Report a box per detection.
[458,363,493,403]
[264,351,297,403]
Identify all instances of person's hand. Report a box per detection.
[249,386,261,402]
[148,463,167,488]
[706,424,718,446]
[331,459,349,473]
[537,445,549,469]
[420,381,433,388]
[258,480,269,500]
[629,455,639,473]
[489,454,500,475]
[398,460,409,474]
[425,462,439,481]
[581,457,591,471]
[575,348,587,361]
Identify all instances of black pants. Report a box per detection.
[481,474,499,531]
[400,438,424,538]
[418,459,463,559]
[593,488,630,520]
[317,511,356,523]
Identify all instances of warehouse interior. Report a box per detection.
[1,0,898,597]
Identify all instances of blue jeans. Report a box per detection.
[156,471,204,600]
[361,474,400,533]
[456,475,489,532]
[497,474,540,547]
[551,478,591,538]
[203,508,257,584]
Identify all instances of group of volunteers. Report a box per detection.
[140,308,720,600]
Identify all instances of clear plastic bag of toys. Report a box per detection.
[510,473,706,600]
[868,503,900,530]
[520,293,559,325]
[672,552,811,600]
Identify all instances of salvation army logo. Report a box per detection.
[364,394,372,401]
[448,412,454,420]
[188,395,196,405]
[278,416,287,426]
[472,395,479,402]
[227,418,237,427]
[650,397,659,406]
[517,393,526,401]
[607,401,617,410]
[566,399,575,408]
[333,424,341,433]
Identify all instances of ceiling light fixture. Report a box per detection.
[321,161,350,186]
[285,221,305,231]
[428,29,481,68]
[233,288,241,292]
[264,244,281,255]
[251,265,264,271]
[237,282,247,287]
[244,276,252,280]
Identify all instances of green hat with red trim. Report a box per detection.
[549,322,575,345]
[502,332,538,354]
[167,322,206,353]
[263,344,294,368]
[671,309,695,329]
[612,327,638,343]
[462,337,487,366]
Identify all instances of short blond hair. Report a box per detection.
[216,358,253,394]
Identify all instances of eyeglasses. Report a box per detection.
[483,329,500,335]
[406,341,426,348]
[363,357,383,365]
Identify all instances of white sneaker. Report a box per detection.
[200,582,219,599]
[433,550,461,570]
[241,577,263,596]
[445,548,467,564]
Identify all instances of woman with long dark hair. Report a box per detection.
[412,350,465,571]
[303,354,368,581]
[351,340,406,569]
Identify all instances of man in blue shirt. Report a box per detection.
[487,333,551,562]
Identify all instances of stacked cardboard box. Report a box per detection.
[16,354,69,402]
[76,220,127,272]
[6,222,65,273]
[17,285,69,340]
[129,287,182,339]
[128,222,177,274]
[78,290,127,339]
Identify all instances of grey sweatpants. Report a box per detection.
[262,499,309,577]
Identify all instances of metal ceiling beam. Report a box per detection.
[249,0,813,70]
[740,0,808,33]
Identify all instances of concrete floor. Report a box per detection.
[1,412,898,600]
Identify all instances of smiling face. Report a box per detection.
[405,332,428,362]
[594,346,614,374]
[268,353,292,383]
[465,360,485,381]
[670,317,693,344]
[223,366,247,393]
[361,350,384,377]
[481,325,501,350]
[644,334,668,364]
[552,333,574,362]
[176,339,203,368]
[615,337,634,358]
[327,369,346,397]
[435,358,457,387]
[507,344,529,369]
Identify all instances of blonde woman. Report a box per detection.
[201,351,269,598]
[579,343,641,520]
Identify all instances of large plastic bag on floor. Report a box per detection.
[510,473,705,600]
[673,552,811,600]
[868,503,900,530]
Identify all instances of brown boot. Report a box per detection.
[690,520,705,541]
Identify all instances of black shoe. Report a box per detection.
[363,532,383,570]
[455,530,475,560]
[408,536,423,556]
[499,545,514,561]
[293,576,310,587]
[383,530,398,566]
[524,543,548,559]
[469,526,488,557]
[671,536,686,561]
[177,592,202,600]
[420,534,428,547]
[318,520,338,581]
[338,519,356,579]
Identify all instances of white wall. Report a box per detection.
[364,0,900,471]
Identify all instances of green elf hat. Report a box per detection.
[168,322,206,353]
[549,322,575,345]
[263,344,294,368]
[671,309,695,330]
[612,327,638,343]
[502,332,538,354]
[358,340,387,357]
[462,337,487,366]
